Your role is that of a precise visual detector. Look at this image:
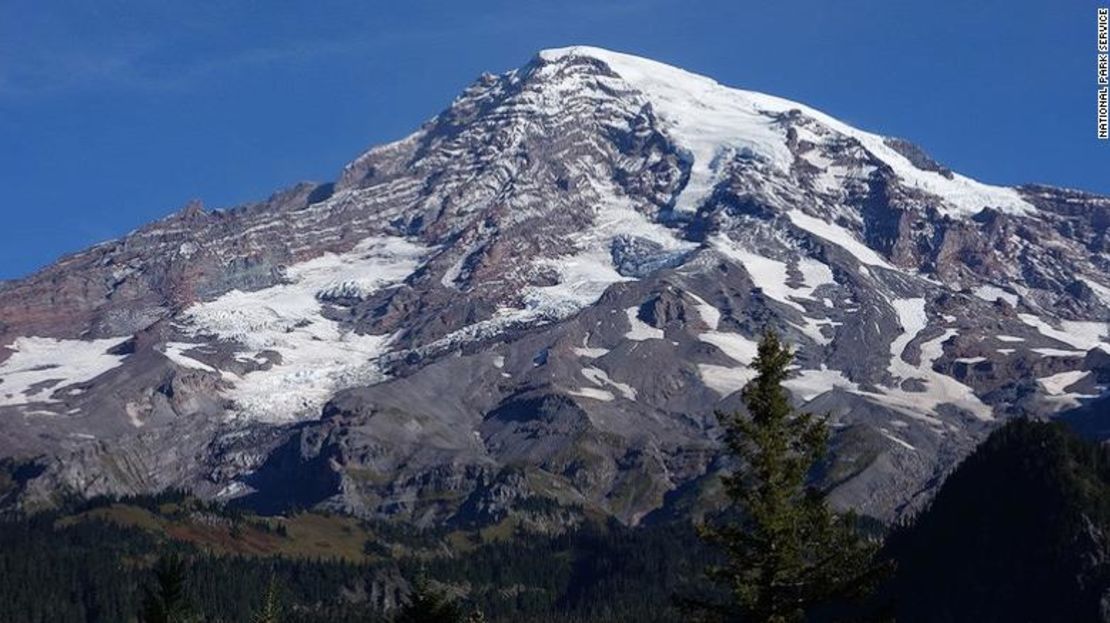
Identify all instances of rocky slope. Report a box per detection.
[0,46,1107,524]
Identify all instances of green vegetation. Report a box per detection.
[881,418,1110,622]
[688,331,886,622]
[141,554,199,623]
[0,492,709,622]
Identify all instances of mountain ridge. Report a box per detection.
[0,46,1106,526]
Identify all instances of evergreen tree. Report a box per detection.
[140,554,198,623]
[394,575,466,623]
[692,330,886,622]
[251,574,283,623]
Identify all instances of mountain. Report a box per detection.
[882,419,1110,622]
[0,46,1106,525]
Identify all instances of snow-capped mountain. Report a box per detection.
[0,46,1107,523]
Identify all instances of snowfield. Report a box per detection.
[0,337,130,407]
[175,236,431,422]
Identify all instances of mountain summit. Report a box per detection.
[0,47,1106,524]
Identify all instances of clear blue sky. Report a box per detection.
[0,1,1104,279]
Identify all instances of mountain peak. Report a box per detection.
[534,46,1033,217]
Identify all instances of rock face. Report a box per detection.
[0,46,1107,524]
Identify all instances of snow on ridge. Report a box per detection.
[787,210,896,270]
[581,366,637,400]
[698,364,757,397]
[175,236,431,422]
[624,307,664,341]
[568,387,616,402]
[875,301,993,421]
[539,45,1034,217]
[972,285,1019,307]
[1017,313,1109,351]
[0,336,129,407]
[888,298,928,376]
[783,366,858,402]
[710,235,835,345]
[520,198,694,323]
[1038,370,1090,396]
[687,292,722,331]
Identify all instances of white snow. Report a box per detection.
[972,285,1019,307]
[687,292,722,330]
[879,428,917,451]
[1031,348,1086,358]
[699,331,760,365]
[624,306,664,341]
[1038,370,1089,395]
[888,298,928,376]
[163,343,220,373]
[572,334,610,359]
[698,364,757,397]
[567,387,615,401]
[954,357,987,364]
[0,337,129,407]
[176,236,431,421]
[711,235,833,344]
[783,366,858,402]
[787,210,896,269]
[581,366,637,400]
[1017,313,1108,351]
[996,335,1025,343]
[540,46,1034,217]
[874,304,993,420]
[712,237,801,310]
[525,249,632,319]
[125,401,145,428]
[513,198,693,325]
[1081,276,1110,307]
[796,257,836,294]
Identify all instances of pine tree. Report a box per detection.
[692,330,887,622]
[393,575,466,623]
[251,574,282,623]
[140,554,199,623]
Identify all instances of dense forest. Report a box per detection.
[0,493,712,623]
[2,417,1108,622]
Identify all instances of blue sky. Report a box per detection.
[0,1,1103,279]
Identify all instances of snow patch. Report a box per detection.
[698,364,757,397]
[787,210,896,269]
[687,292,722,331]
[177,236,430,422]
[1031,348,1086,358]
[973,285,1018,307]
[581,366,637,400]
[879,428,917,451]
[1017,314,1108,351]
[0,337,129,407]
[1038,370,1089,396]
[699,331,759,365]
[888,298,928,376]
[568,387,615,402]
[783,366,858,402]
[624,307,664,341]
